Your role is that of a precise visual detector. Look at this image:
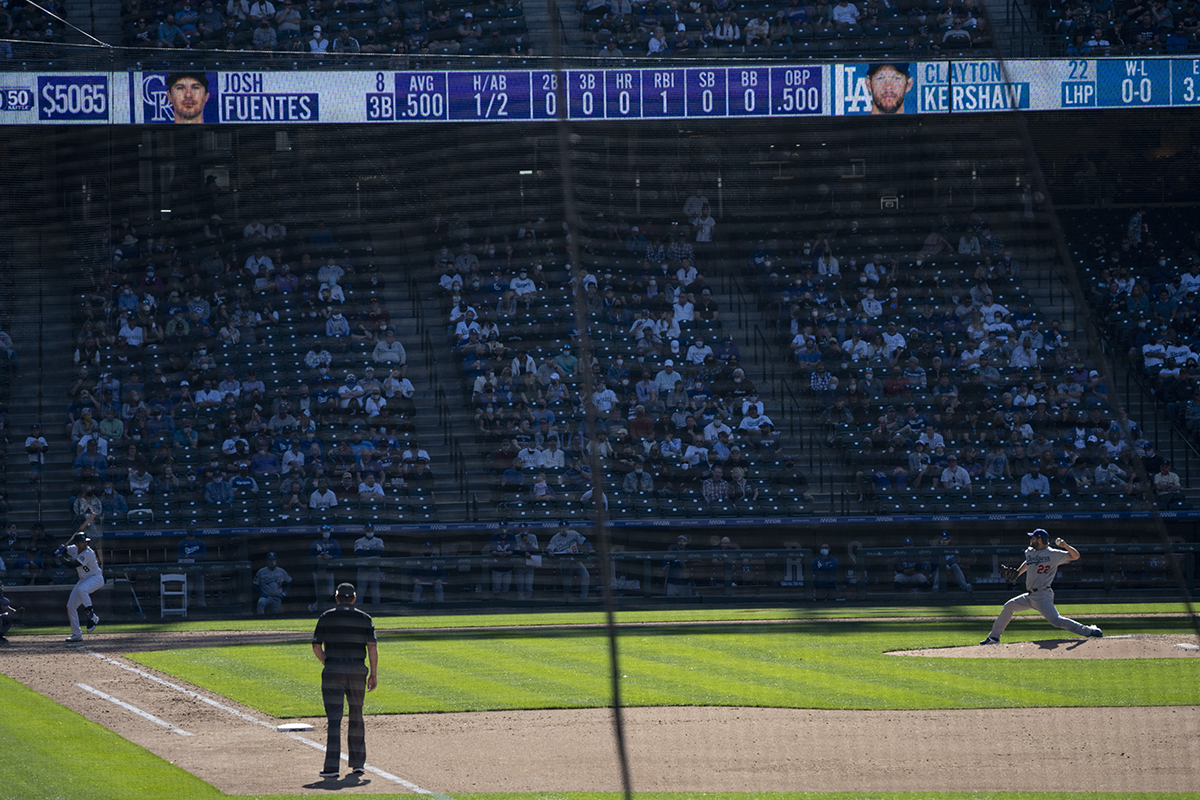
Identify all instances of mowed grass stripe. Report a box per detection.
[616,636,816,707]
[0,674,225,800]
[374,640,577,713]
[128,621,1200,717]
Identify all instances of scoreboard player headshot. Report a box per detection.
[167,72,211,124]
[865,63,913,115]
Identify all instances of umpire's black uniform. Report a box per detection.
[312,601,376,773]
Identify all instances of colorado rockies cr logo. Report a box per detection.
[142,74,174,122]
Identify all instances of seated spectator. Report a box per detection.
[702,465,730,505]
[715,13,739,43]
[101,481,129,521]
[1019,462,1050,496]
[939,454,972,492]
[253,18,278,49]
[309,477,337,511]
[1153,461,1183,505]
[204,471,234,505]
[372,330,406,368]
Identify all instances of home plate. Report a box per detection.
[277,723,315,732]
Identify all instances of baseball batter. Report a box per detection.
[980,528,1103,644]
[59,516,103,644]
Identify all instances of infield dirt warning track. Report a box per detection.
[1,630,1198,795]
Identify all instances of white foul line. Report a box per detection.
[83,649,451,798]
[76,683,194,736]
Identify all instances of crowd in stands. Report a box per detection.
[743,207,1187,511]
[581,0,993,57]
[66,211,423,532]
[1071,206,1200,460]
[435,196,813,519]
[122,0,530,55]
[0,0,68,53]
[1047,0,1200,54]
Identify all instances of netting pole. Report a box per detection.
[543,5,634,798]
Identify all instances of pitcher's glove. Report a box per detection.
[1000,564,1022,585]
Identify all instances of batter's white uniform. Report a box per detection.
[987,545,1100,640]
[66,545,104,637]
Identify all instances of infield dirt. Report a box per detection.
[1,630,1197,795]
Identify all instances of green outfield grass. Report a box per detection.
[5,607,1198,800]
[0,673,226,800]
[10,601,1196,636]
[127,615,1200,718]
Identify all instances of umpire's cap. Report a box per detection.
[167,71,209,91]
[335,582,356,599]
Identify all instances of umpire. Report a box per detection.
[311,582,378,779]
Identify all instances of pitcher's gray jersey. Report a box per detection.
[1023,545,1070,591]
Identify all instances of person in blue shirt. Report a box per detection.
[308,524,342,612]
[812,542,839,601]
[412,541,446,603]
[489,522,516,595]
[177,527,208,607]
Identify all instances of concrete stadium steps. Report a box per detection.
[63,0,123,45]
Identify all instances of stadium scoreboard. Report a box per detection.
[1,57,1198,123]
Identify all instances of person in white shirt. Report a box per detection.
[244,246,273,276]
[704,418,732,441]
[831,0,859,25]
[282,442,305,475]
[654,361,681,395]
[917,429,945,449]
[686,338,713,364]
[676,263,699,285]
[509,270,537,298]
[448,302,476,325]
[591,386,618,413]
[683,438,709,466]
[1009,339,1039,369]
[859,290,883,319]
[939,455,972,492]
[316,259,344,285]
[321,277,346,304]
[517,445,544,469]
[1141,337,1167,371]
[357,474,385,499]
[309,479,338,510]
[1165,339,1193,366]
[842,331,870,360]
[540,439,565,469]
[195,381,222,408]
[881,322,906,358]
[655,310,681,342]
[978,297,1009,321]
[673,295,695,323]
[60,523,104,642]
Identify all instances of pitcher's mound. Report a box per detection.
[890,633,1200,659]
